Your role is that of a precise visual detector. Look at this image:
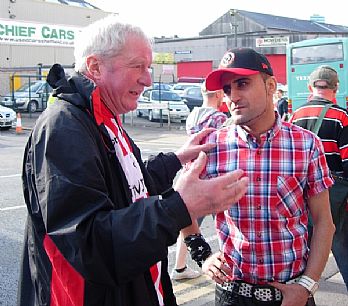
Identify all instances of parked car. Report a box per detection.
[171,83,201,96]
[0,105,16,129]
[137,89,190,122]
[151,82,173,91]
[180,86,204,111]
[0,80,52,112]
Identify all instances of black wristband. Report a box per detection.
[159,187,176,200]
[184,234,212,267]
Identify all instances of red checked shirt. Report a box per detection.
[200,115,333,284]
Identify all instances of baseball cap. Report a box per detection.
[309,65,338,89]
[205,48,273,91]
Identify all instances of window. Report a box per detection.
[291,43,344,65]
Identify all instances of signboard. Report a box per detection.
[175,50,192,54]
[162,65,174,74]
[0,18,81,47]
[153,52,174,64]
[256,37,289,47]
[137,102,168,110]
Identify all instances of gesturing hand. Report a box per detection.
[175,151,248,220]
[202,252,232,284]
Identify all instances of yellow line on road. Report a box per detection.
[173,275,215,305]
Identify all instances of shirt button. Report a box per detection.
[259,259,264,264]
[257,151,261,155]
[256,177,261,181]
[257,205,262,210]
[257,232,262,237]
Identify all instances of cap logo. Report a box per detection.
[220,52,235,67]
[262,63,268,69]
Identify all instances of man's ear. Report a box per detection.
[86,55,102,80]
[267,76,277,94]
[308,84,314,93]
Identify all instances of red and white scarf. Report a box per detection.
[92,88,164,305]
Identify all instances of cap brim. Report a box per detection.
[205,68,259,91]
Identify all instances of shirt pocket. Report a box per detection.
[275,176,304,218]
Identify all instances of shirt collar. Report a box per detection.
[236,112,281,144]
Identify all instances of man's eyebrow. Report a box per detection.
[233,77,250,83]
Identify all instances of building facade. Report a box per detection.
[0,0,110,95]
[153,10,348,84]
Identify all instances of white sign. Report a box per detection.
[0,18,81,47]
[162,65,174,74]
[256,37,289,47]
[137,102,168,110]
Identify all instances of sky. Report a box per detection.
[89,0,347,38]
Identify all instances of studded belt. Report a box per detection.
[218,277,300,303]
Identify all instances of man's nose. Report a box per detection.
[139,69,152,87]
[230,90,241,103]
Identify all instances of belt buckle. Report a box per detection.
[251,284,278,305]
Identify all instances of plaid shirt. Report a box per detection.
[201,115,333,283]
[186,107,227,135]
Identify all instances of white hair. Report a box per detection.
[74,15,152,73]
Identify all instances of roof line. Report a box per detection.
[311,22,336,32]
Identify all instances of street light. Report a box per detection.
[229,9,238,47]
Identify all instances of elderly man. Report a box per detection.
[17,17,249,306]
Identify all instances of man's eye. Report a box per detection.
[237,81,248,88]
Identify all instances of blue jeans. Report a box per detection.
[331,210,348,291]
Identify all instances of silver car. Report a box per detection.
[0,105,16,129]
[137,89,190,122]
[1,80,52,112]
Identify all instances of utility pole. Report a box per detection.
[229,9,238,48]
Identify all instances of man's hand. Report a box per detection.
[175,151,248,220]
[175,128,216,165]
[202,252,232,284]
[270,282,310,306]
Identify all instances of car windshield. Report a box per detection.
[153,83,172,90]
[16,81,43,93]
[152,90,181,101]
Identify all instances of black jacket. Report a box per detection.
[17,64,192,306]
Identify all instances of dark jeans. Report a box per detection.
[215,284,316,306]
[331,211,348,291]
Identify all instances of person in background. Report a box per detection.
[185,82,227,134]
[17,17,249,306]
[183,48,335,306]
[275,88,289,120]
[290,65,348,291]
[171,82,228,281]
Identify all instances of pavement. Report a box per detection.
[17,111,348,303]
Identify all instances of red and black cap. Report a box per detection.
[205,48,273,91]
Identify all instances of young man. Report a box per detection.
[290,65,348,291]
[17,17,249,306]
[184,48,335,306]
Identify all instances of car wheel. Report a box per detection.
[148,110,155,122]
[28,100,38,113]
